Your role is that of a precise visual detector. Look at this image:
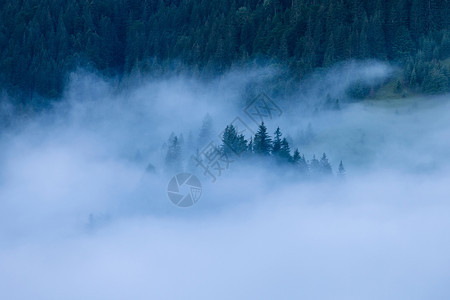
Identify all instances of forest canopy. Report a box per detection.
[0,0,449,102]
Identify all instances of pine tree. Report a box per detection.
[320,153,332,175]
[290,148,308,173]
[253,122,272,155]
[272,127,282,155]
[279,137,292,162]
[220,125,235,153]
[235,134,248,156]
[222,124,248,155]
[309,155,320,175]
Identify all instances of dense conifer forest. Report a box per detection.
[0,0,449,103]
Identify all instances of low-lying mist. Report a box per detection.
[0,62,449,299]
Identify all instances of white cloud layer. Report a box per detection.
[0,62,449,299]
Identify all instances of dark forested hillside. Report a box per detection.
[0,0,449,101]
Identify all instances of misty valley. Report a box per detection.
[1,64,450,299]
[0,0,449,299]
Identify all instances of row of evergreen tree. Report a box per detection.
[0,0,449,104]
[221,121,345,176]
[165,121,345,177]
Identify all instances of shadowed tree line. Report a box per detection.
[0,0,449,104]
[221,121,343,176]
[164,119,346,178]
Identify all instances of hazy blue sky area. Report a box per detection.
[0,62,449,299]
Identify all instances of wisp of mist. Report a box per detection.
[0,61,449,299]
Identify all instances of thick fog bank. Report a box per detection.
[0,62,449,299]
